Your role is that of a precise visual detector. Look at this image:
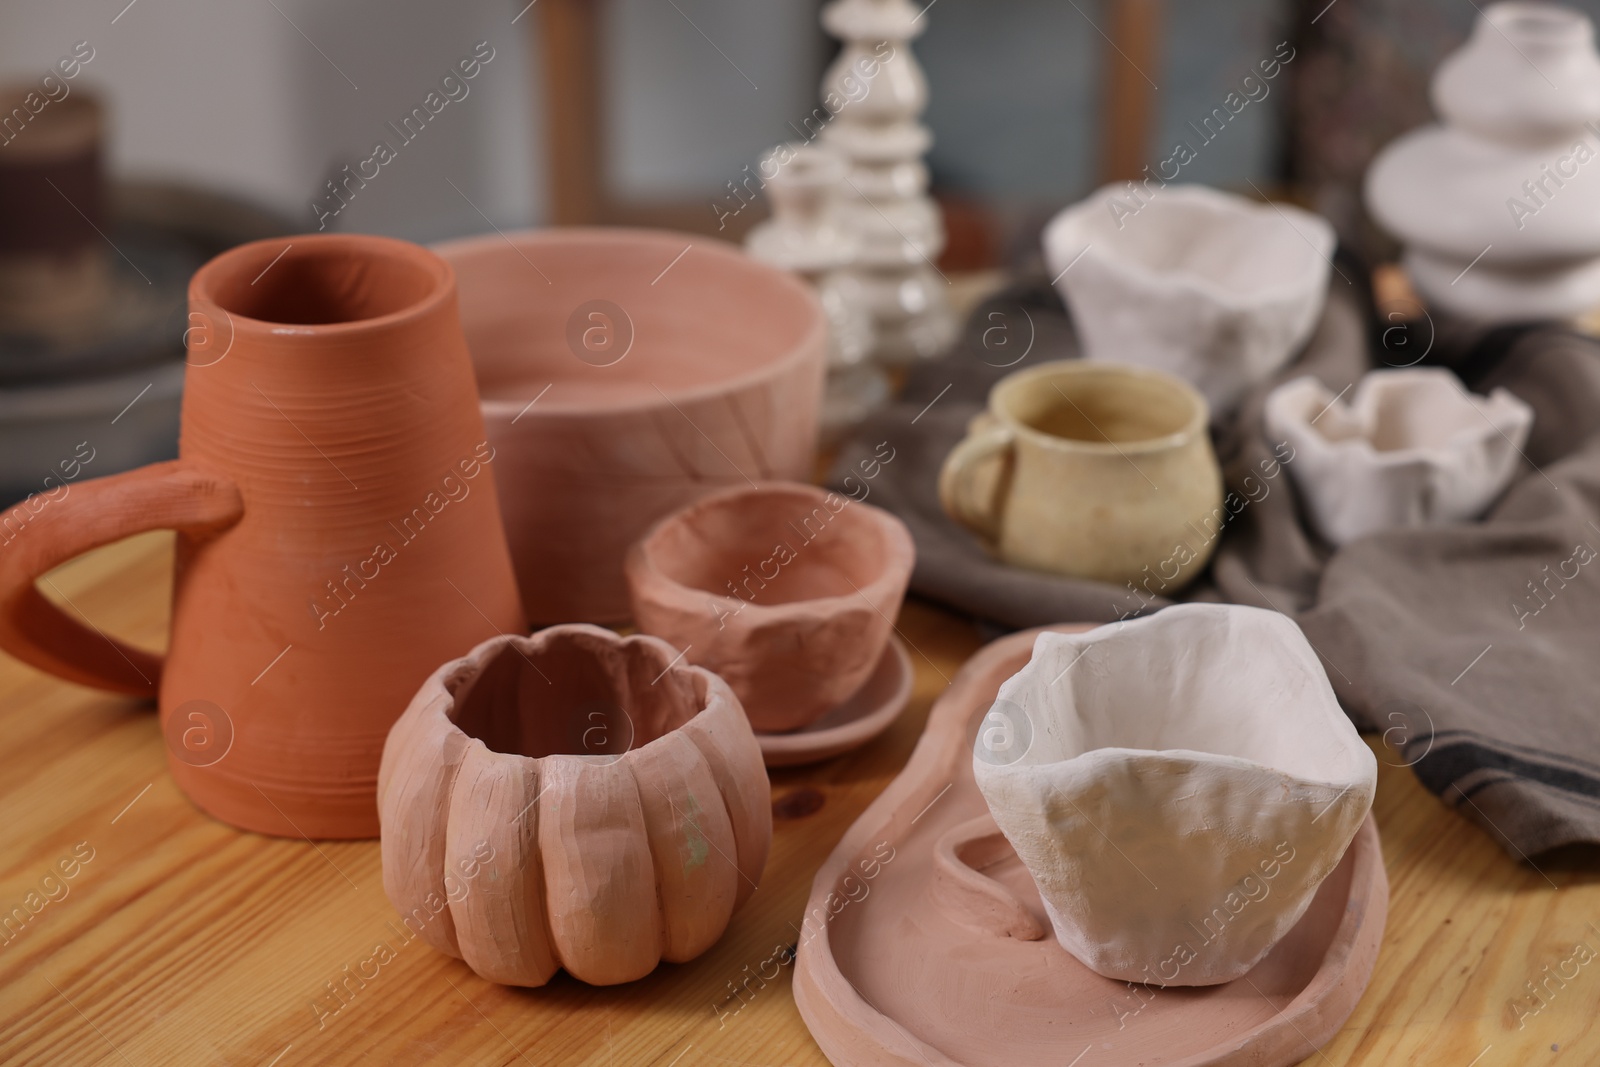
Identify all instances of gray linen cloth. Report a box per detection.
[830,273,1600,857]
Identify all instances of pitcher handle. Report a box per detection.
[0,460,244,696]
[937,420,1015,545]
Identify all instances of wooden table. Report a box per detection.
[2,531,1597,1066]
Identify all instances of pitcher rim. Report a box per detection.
[188,232,454,338]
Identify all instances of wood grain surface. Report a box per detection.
[2,531,1599,1066]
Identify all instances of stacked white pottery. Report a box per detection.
[1366,2,1600,321]
[818,0,955,366]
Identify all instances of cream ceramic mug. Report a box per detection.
[938,360,1223,590]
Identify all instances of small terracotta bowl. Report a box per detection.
[378,624,771,988]
[625,482,915,734]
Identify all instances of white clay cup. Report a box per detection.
[972,603,1377,986]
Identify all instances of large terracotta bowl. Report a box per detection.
[434,228,828,623]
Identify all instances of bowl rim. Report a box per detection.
[1042,183,1336,312]
[432,227,829,419]
[421,623,733,767]
[976,604,1375,797]
[1264,368,1533,469]
[625,480,915,624]
[986,358,1212,457]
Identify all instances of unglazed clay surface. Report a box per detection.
[626,482,914,734]
[1043,184,1333,414]
[793,623,1389,1067]
[939,360,1223,590]
[1264,368,1533,545]
[974,604,1375,985]
[0,234,525,838]
[435,228,827,624]
[757,635,912,766]
[378,624,771,987]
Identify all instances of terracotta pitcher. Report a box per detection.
[0,234,525,838]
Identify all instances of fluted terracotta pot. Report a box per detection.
[378,624,772,986]
[0,234,525,838]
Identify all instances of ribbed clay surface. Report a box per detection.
[378,624,771,987]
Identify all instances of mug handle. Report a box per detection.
[938,420,1015,545]
[0,460,244,697]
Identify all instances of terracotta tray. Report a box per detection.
[794,624,1388,1067]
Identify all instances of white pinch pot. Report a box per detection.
[1042,184,1334,415]
[973,603,1375,986]
[1264,367,1533,546]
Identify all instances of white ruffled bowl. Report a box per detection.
[1042,184,1334,415]
[973,603,1375,986]
[1264,367,1533,546]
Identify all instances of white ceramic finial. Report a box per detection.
[1434,3,1600,144]
[746,142,885,443]
[817,0,955,366]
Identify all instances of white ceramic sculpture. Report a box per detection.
[746,143,886,444]
[1366,2,1600,321]
[1042,184,1334,415]
[973,603,1375,986]
[819,0,956,366]
[1264,368,1533,546]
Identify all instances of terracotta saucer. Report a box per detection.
[756,636,912,767]
[794,624,1389,1067]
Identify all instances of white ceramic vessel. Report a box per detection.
[1264,368,1533,546]
[1042,184,1333,415]
[1366,3,1600,321]
[819,0,955,366]
[973,603,1375,986]
[746,142,886,445]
